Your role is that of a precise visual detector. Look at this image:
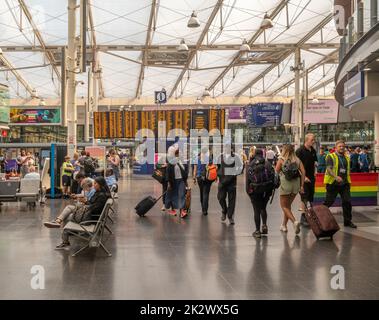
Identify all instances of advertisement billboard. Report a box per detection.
[9,108,61,125]
[246,103,283,127]
[0,85,10,124]
[228,107,246,123]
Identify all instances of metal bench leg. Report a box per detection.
[72,243,90,257]
[100,242,112,257]
[108,215,114,224]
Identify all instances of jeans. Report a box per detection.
[162,181,168,205]
[217,182,237,219]
[249,192,271,231]
[323,183,352,223]
[197,177,212,213]
[57,204,77,223]
[165,179,185,210]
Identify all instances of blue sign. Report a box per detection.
[344,72,364,107]
[154,90,167,104]
[246,103,283,127]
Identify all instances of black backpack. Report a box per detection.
[282,160,300,180]
[247,158,275,194]
[83,157,95,175]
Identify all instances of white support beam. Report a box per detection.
[88,0,105,98]
[308,77,335,95]
[136,0,159,98]
[18,0,61,84]
[207,0,290,93]
[266,49,338,96]
[235,13,334,97]
[169,0,224,99]
[0,53,35,96]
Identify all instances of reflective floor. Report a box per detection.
[0,174,378,300]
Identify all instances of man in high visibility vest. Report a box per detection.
[61,155,74,199]
[323,140,357,228]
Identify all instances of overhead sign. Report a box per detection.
[247,103,283,127]
[228,107,246,120]
[303,99,339,124]
[9,108,61,125]
[154,89,167,104]
[344,72,364,107]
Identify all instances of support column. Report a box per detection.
[294,48,301,148]
[85,66,92,142]
[92,61,98,145]
[375,112,379,167]
[67,0,77,156]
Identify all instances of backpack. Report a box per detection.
[205,164,217,182]
[247,158,275,194]
[83,157,95,175]
[282,160,300,180]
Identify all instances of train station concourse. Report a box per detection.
[0,0,378,303]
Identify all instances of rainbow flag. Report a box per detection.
[314,173,378,206]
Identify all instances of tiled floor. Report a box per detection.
[0,174,378,300]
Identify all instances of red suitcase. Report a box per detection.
[304,202,340,240]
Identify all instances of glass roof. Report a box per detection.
[0,0,339,100]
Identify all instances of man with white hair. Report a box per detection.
[24,166,40,180]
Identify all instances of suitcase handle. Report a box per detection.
[155,191,167,202]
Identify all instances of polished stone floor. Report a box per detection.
[0,173,378,300]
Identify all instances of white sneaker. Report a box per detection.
[161,206,166,211]
[294,221,301,234]
[113,193,118,199]
[280,225,288,232]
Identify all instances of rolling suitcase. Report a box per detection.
[135,193,165,217]
[304,202,340,240]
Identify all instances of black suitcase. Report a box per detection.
[135,192,165,217]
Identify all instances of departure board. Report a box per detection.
[93,109,225,139]
[101,112,109,138]
[191,109,209,131]
[94,112,102,138]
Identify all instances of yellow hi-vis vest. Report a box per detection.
[62,162,74,177]
[323,152,351,185]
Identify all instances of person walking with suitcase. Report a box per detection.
[275,144,305,234]
[296,133,318,227]
[246,149,275,238]
[193,149,217,216]
[216,144,244,225]
[165,149,189,218]
[323,140,357,228]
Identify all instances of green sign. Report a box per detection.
[0,85,10,124]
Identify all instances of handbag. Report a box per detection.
[152,167,165,184]
[72,205,90,223]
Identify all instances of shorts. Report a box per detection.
[279,175,300,196]
[62,175,72,187]
[300,178,315,203]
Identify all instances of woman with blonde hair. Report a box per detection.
[248,146,256,162]
[275,144,305,234]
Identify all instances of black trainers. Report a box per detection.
[253,230,261,238]
[261,225,268,235]
[202,211,208,216]
[229,218,235,225]
[55,242,70,250]
[344,221,357,228]
[221,213,226,222]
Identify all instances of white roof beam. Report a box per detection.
[168,0,224,99]
[235,13,334,97]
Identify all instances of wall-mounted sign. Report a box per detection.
[344,72,364,107]
[228,107,246,120]
[246,103,283,127]
[9,108,61,125]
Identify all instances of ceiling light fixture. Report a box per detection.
[363,67,371,71]
[202,87,210,97]
[178,39,189,52]
[240,39,250,52]
[260,13,273,30]
[187,11,200,28]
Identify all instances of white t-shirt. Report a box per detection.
[266,150,276,160]
[174,164,182,179]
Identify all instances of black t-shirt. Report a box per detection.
[295,145,317,179]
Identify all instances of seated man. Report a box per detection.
[24,166,40,180]
[105,168,118,197]
[43,177,95,228]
